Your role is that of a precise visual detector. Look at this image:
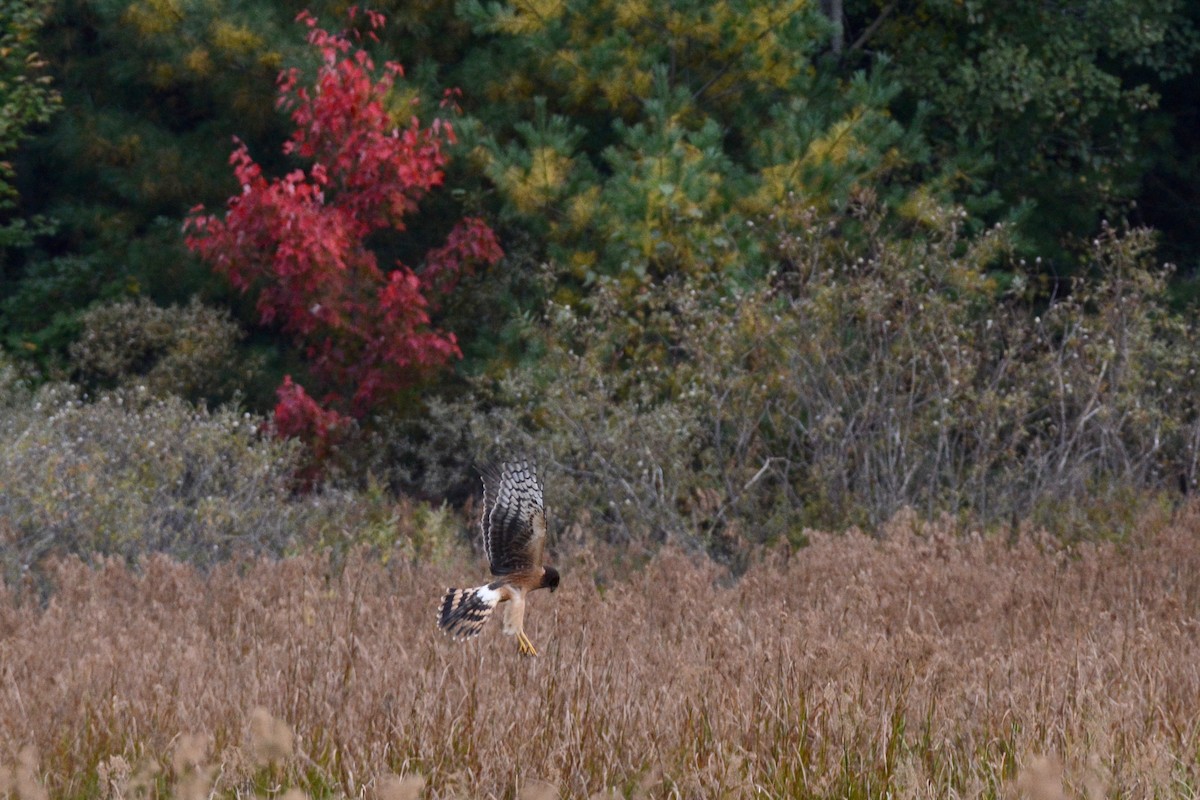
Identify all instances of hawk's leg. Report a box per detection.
[502,588,538,656]
[516,630,539,657]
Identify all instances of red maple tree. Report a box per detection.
[186,8,501,447]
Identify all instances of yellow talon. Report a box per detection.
[517,632,538,657]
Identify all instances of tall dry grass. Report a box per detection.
[2,507,1200,798]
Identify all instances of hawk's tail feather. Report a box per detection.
[438,584,499,640]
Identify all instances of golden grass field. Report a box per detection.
[2,507,1200,799]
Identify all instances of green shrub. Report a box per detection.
[304,477,469,568]
[68,296,259,404]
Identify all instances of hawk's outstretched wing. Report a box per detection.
[479,459,546,576]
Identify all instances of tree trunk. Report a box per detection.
[822,0,844,56]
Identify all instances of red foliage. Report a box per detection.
[274,376,347,449]
[272,376,352,487]
[185,9,502,447]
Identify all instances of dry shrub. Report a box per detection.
[0,350,472,579]
[2,509,1200,797]
[0,383,300,575]
[0,376,416,579]
[405,202,1200,555]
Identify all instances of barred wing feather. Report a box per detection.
[479,459,546,575]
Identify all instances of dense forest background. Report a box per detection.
[3,0,1200,571]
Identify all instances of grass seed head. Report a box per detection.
[375,773,425,800]
[248,706,294,766]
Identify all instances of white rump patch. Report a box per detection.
[476,585,501,604]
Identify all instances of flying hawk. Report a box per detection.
[437,459,559,656]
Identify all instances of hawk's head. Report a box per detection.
[542,566,560,592]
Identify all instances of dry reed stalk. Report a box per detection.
[1,507,1199,798]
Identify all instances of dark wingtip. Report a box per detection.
[438,588,458,630]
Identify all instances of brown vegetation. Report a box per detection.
[2,507,1200,799]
